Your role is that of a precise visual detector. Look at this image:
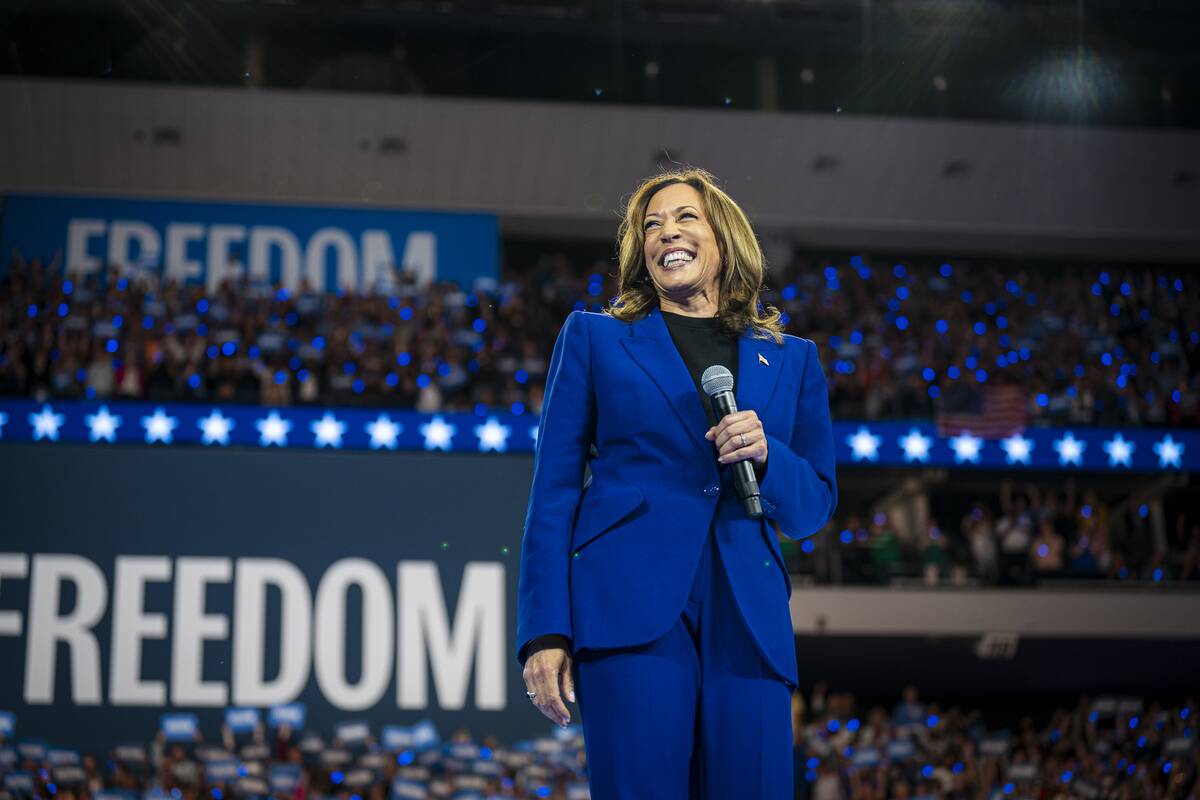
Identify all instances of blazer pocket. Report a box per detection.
[570,483,646,554]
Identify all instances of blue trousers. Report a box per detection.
[574,524,794,799]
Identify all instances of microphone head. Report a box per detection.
[701,365,734,397]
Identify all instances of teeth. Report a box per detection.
[663,251,694,266]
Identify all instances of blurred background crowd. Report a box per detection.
[3,685,1195,800]
[2,247,1196,429]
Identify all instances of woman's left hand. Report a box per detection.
[705,410,768,471]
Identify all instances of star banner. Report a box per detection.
[1,399,1195,472]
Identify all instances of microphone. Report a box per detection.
[701,365,763,519]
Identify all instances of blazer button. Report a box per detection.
[703,485,720,497]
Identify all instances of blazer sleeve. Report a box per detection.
[515,310,596,666]
[757,338,838,541]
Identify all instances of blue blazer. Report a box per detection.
[515,306,838,688]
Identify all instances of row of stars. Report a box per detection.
[11,404,534,452]
[846,426,1186,469]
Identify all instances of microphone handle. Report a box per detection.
[711,390,763,519]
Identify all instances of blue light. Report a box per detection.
[106,339,119,353]
[975,369,988,383]
[57,303,69,317]
[947,366,960,380]
[1153,568,1163,582]
[511,402,525,415]
[437,363,451,376]
[397,751,414,765]
[276,288,290,302]
[297,369,309,382]
[1173,390,1182,403]
[1174,278,1183,292]
[1062,770,1073,782]
[927,714,939,727]
[806,757,820,770]
[826,278,840,291]
[273,370,287,385]
[352,379,364,394]
[1164,762,1173,775]
[1101,352,1113,366]
[961,290,973,303]
[1120,282,1131,296]
[397,352,411,366]
[985,302,996,316]
[27,304,38,318]
[1110,303,1121,316]
[1003,783,1014,794]
[779,312,791,326]
[400,306,414,320]
[782,285,797,301]
[892,264,906,278]
[117,278,128,291]
[856,266,871,279]
[331,771,344,784]
[895,316,909,331]
[515,369,529,384]
[382,373,397,387]
[197,323,208,336]
[921,765,933,778]
[850,330,863,344]
[1075,364,1086,377]
[222,342,237,356]
[63,280,73,294]
[846,718,860,732]
[1182,708,1191,720]
[801,539,815,554]
[206,345,218,359]
[1089,711,1099,723]
[536,788,551,798]
[935,320,948,334]
[973,322,986,336]
[1036,394,1049,407]
[1038,544,1049,558]
[1138,504,1149,518]
[143,316,155,329]
[996,355,1008,368]
[1138,735,1147,748]
[940,263,953,277]
[824,266,838,280]
[197,299,209,313]
[896,286,909,300]
[1091,283,1103,297]
[473,318,487,333]
[952,762,963,774]
[996,316,1008,329]
[840,529,853,544]
[212,790,223,799]
[827,719,840,732]
[805,770,817,783]
[887,299,900,312]
[416,374,431,388]
[285,312,298,327]
[927,385,940,398]
[1100,271,1110,285]
[248,346,261,360]
[922,368,936,382]
[1127,764,1137,776]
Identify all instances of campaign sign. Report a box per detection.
[224,707,260,733]
[16,740,46,761]
[885,739,916,760]
[0,711,13,737]
[205,759,240,783]
[383,725,414,751]
[411,720,441,749]
[4,772,35,793]
[95,792,139,800]
[161,713,198,741]
[0,194,498,292]
[334,720,371,745]
[268,703,306,729]
[268,764,303,793]
[391,777,429,800]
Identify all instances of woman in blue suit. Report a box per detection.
[517,168,838,798]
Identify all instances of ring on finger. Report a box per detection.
[740,433,747,448]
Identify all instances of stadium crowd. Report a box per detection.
[1,247,1197,428]
[1,686,1194,800]
[784,479,1200,587]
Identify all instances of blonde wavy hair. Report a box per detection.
[605,167,784,344]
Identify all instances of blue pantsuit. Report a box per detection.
[574,521,794,798]
[516,307,838,797]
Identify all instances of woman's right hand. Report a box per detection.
[523,645,576,727]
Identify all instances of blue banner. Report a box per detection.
[268,702,306,729]
[0,398,1194,472]
[0,194,498,292]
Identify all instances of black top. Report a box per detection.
[519,309,739,667]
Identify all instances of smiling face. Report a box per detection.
[641,182,723,316]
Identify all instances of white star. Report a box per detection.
[529,424,540,445]
[1153,434,1184,469]
[310,412,346,448]
[949,431,984,464]
[85,406,122,443]
[898,428,932,463]
[29,404,65,442]
[474,417,511,452]
[1000,433,1034,465]
[256,411,292,447]
[365,414,401,450]
[419,415,457,451]
[1102,433,1135,468]
[141,407,178,444]
[198,410,234,446]
[847,425,881,462]
[0,411,8,439]
[1053,431,1086,467]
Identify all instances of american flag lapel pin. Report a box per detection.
[758,353,770,367]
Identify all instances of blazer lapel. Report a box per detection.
[619,307,785,459]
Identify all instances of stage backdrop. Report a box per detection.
[0,443,539,753]
[0,194,499,291]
